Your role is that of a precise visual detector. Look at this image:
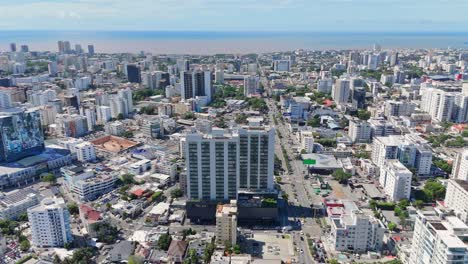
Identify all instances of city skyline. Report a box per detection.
[1,0,468,32]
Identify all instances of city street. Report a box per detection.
[266,93,324,264]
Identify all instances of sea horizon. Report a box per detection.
[1,30,468,54]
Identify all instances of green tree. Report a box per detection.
[0,219,18,235]
[152,191,163,202]
[332,169,352,184]
[235,113,248,124]
[128,255,143,264]
[93,222,119,243]
[121,173,136,185]
[414,200,424,209]
[122,130,134,138]
[117,113,124,120]
[158,233,172,250]
[357,109,371,120]
[388,222,397,231]
[423,180,446,202]
[170,188,183,198]
[17,212,28,222]
[19,239,30,251]
[41,173,56,185]
[203,241,215,263]
[307,117,321,127]
[233,244,241,254]
[184,249,199,264]
[66,247,95,263]
[67,202,79,215]
[183,111,196,120]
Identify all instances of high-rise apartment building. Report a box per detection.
[215,201,238,247]
[184,126,275,200]
[244,75,260,97]
[420,88,456,122]
[332,78,350,104]
[452,149,468,181]
[445,179,468,224]
[348,120,372,143]
[371,135,432,177]
[272,60,290,72]
[379,160,412,201]
[180,70,212,102]
[88,45,95,56]
[126,64,141,83]
[28,197,73,248]
[409,210,468,264]
[384,100,416,117]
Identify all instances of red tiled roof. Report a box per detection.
[133,189,145,196]
[323,99,333,107]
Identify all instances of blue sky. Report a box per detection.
[0,0,467,32]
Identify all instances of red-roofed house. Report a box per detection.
[79,204,105,237]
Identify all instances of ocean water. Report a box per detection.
[0,31,467,54]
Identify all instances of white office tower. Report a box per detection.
[215,201,238,247]
[74,77,91,90]
[379,160,412,201]
[28,197,73,248]
[369,118,396,138]
[384,100,416,117]
[453,94,468,123]
[0,91,12,109]
[367,55,379,70]
[96,106,111,124]
[109,96,129,119]
[317,78,333,93]
[332,78,350,104]
[348,120,372,143]
[47,61,58,75]
[177,59,190,72]
[118,87,133,113]
[244,75,260,97]
[330,202,385,252]
[75,142,96,162]
[409,210,468,264]
[85,107,96,131]
[452,149,468,181]
[38,105,58,126]
[185,126,275,200]
[420,88,455,122]
[445,179,468,224]
[180,70,212,102]
[301,132,315,154]
[273,60,290,72]
[215,69,224,84]
[12,63,25,74]
[371,135,432,177]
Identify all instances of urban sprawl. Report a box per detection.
[0,42,468,264]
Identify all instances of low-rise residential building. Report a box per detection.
[79,204,105,237]
[62,165,117,201]
[0,189,40,220]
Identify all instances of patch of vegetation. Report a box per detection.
[157,233,172,250]
[332,169,352,184]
